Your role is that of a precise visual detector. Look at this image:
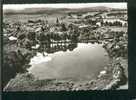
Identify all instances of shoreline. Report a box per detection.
[4,47,128,91]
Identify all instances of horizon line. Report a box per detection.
[3,3,127,10]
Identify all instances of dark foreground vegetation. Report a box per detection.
[3,8,128,91]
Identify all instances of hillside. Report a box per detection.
[3,6,126,15]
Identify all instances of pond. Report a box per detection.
[28,43,110,81]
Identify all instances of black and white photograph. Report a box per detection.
[2,3,128,91]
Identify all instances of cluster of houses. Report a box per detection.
[3,9,127,51]
[67,10,128,27]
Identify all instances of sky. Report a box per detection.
[3,3,127,10]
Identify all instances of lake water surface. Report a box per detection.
[28,43,110,81]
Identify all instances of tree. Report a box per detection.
[61,23,67,31]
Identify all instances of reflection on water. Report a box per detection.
[37,40,78,54]
[28,42,109,81]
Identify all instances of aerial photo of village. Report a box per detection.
[3,3,128,91]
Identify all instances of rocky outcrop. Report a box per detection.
[3,43,33,87]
